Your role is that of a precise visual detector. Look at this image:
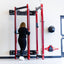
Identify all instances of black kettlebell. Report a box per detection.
[48,26,55,33]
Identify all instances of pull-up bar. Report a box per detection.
[16,6,27,10]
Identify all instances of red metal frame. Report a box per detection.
[41,4,44,60]
[36,11,38,58]
[27,4,30,60]
[14,7,17,59]
[14,4,44,60]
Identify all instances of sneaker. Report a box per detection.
[19,56,25,61]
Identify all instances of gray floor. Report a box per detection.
[0,58,63,64]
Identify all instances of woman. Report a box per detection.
[18,22,30,60]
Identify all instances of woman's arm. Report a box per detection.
[26,28,30,35]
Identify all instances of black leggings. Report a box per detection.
[18,38,26,56]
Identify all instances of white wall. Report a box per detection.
[0,0,64,58]
[0,0,40,56]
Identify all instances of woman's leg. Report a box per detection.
[21,38,26,56]
[18,38,26,56]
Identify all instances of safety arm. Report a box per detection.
[36,6,41,11]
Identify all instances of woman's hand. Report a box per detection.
[28,30,30,32]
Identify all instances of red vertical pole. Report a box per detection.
[14,7,17,59]
[27,4,30,60]
[36,11,38,58]
[41,4,44,60]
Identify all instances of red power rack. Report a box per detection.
[14,4,44,60]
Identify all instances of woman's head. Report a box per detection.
[19,22,26,28]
